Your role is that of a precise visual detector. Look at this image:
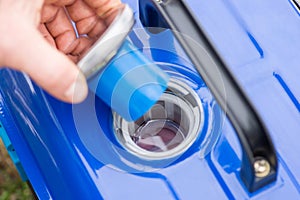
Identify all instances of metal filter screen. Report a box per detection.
[113,78,204,160]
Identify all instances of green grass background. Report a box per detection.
[0,141,34,200]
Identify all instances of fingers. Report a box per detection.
[44,0,75,7]
[38,24,56,47]
[83,0,122,18]
[75,15,106,38]
[45,7,78,53]
[41,0,124,56]
[12,28,88,103]
[83,0,124,26]
[33,0,125,103]
[66,0,107,38]
[41,3,59,23]
[43,6,93,60]
[0,1,87,103]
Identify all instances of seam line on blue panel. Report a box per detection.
[138,173,180,200]
[206,155,235,200]
[223,0,264,58]
[277,153,300,194]
[273,72,300,112]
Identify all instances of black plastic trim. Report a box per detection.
[139,0,278,192]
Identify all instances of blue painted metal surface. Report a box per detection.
[0,0,300,199]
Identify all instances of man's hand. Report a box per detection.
[0,0,122,103]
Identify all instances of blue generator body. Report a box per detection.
[0,0,300,199]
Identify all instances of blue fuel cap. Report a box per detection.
[88,40,169,121]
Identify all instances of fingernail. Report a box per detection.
[64,72,88,103]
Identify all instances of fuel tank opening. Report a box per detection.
[113,78,204,160]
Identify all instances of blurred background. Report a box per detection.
[0,141,33,200]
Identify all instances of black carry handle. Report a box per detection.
[139,0,278,192]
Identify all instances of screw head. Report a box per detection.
[254,158,271,178]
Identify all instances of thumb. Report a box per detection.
[9,28,88,103]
